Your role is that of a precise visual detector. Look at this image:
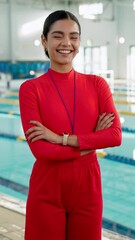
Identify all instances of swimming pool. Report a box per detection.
[0,88,135,238]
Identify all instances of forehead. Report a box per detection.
[49,19,80,34]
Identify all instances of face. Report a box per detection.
[41,19,80,71]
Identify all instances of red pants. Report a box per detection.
[25,153,103,240]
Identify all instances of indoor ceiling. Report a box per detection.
[0,0,134,13]
[0,0,133,7]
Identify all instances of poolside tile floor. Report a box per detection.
[0,194,134,240]
[0,206,25,239]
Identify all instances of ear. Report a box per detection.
[41,34,47,48]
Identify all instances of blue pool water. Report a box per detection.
[99,157,135,231]
[0,137,33,201]
[0,103,19,113]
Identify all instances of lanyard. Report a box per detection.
[48,69,76,134]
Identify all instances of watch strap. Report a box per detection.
[62,133,69,146]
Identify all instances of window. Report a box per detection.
[84,46,107,74]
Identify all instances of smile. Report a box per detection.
[57,50,73,54]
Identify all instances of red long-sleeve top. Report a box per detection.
[19,68,122,162]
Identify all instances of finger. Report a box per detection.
[28,120,43,126]
[101,118,114,128]
[96,116,115,130]
[99,114,114,126]
[97,113,110,126]
[103,121,113,129]
[105,113,114,121]
[103,115,115,125]
[102,113,114,121]
[25,128,43,138]
[99,112,106,120]
[28,134,45,142]
[96,114,106,127]
[106,122,113,128]
[25,126,42,135]
[27,131,43,141]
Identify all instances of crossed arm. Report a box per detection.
[25,112,115,156]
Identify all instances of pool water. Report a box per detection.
[0,103,19,113]
[99,157,135,230]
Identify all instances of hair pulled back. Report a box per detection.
[42,10,81,58]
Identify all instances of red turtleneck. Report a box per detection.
[19,69,121,162]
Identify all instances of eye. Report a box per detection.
[71,36,79,40]
[53,35,62,39]
[70,34,80,40]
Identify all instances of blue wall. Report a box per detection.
[0,61,50,79]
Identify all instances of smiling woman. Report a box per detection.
[19,10,121,240]
[41,20,80,71]
[41,19,81,71]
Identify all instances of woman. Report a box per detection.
[19,10,122,240]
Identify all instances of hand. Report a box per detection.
[95,112,115,131]
[80,113,114,156]
[25,120,62,144]
[80,149,93,156]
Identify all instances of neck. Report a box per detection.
[50,63,73,73]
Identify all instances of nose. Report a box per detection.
[61,36,71,46]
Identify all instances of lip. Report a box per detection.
[56,49,73,54]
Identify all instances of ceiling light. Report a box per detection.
[133,0,135,10]
[34,40,40,47]
[29,70,35,75]
[79,3,103,18]
[82,14,97,20]
[119,37,125,44]
[120,117,125,124]
[133,149,135,160]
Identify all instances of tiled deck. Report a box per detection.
[0,194,134,240]
[0,194,25,240]
[0,206,24,240]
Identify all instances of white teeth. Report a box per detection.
[57,50,72,54]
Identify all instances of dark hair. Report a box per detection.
[43,10,81,58]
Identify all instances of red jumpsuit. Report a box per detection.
[19,69,122,240]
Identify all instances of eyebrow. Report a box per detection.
[51,31,80,35]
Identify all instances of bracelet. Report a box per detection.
[62,133,69,145]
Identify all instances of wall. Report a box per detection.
[77,14,117,76]
[0,0,135,79]
[116,2,135,79]
[0,3,10,60]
